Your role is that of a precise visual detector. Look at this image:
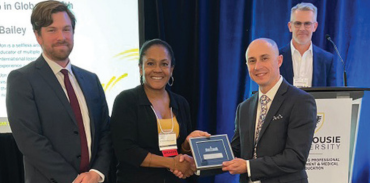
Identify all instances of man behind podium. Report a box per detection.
[279,2,337,87]
[222,38,316,183]
[6,1,111,183]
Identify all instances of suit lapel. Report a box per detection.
[35,56,77,127]
[247,94,258,152]
[312,45,319,86]
[72,66,95,140]
[257,80,288,142]
[283,46,294,84]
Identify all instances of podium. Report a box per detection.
[302,87,369,183]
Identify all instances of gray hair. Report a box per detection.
[290,2,317,22]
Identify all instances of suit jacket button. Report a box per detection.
[77,155,81,159]
[74,131,79,135]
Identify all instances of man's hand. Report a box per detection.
[180,154,196,172]
[222,158,248,175]
[170,154,195,179]
[73,171,100,183]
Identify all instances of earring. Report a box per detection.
[168,76,174,86]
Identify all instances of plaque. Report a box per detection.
[189,134,234,175]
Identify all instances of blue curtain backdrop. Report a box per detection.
[142,0,370,182]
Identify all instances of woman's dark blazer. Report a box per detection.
[110,85,192,183]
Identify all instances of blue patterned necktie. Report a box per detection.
[253,94,271,159]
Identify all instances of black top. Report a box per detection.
[110,85,192,183]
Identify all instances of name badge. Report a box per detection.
[293,77,309,88]
[159,133,178,157]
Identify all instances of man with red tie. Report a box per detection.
[6,1,111,183]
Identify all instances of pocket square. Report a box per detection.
[273,114,283,120]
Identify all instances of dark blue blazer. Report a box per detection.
[279,44,338,87]
[6,55,112,183]
[231,79,316,183]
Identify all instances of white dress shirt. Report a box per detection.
[43,53,104,182]
[290,40,313,87]
[246,76,283,183]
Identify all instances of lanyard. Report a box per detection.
[150,106,174,134]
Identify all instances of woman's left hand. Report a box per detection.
[182,130,211,153]
[186,130,211,142]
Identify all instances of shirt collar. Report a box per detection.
[258,76,283,102]
[290,40,313,55]
[43,53,73,75]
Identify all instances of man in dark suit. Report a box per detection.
[279,2,337,87]
[222,38,316,183]
[6,1,111,183]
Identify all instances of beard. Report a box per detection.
[44,41,73,61]
[294,31,312,45]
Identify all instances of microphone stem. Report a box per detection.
[328,38,347,86]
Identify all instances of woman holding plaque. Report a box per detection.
[110,39,210,183]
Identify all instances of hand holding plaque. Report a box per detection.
[181,130,211,153]
[222,158,248,174]
[189,134,234,176]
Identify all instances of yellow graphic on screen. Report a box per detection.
[113,48,139,61]
[102,73,129,91]
[101,48,139,92]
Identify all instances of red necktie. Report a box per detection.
[61,69,89,173]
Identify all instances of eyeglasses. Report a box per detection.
[291,21,315,28]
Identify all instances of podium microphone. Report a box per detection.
[326,34,347,86]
